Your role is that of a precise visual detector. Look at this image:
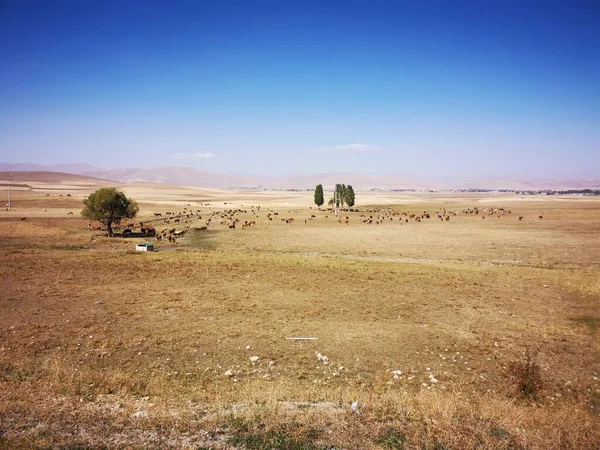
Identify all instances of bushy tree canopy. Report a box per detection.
[81,187,138,237]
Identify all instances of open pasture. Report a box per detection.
[1,183,599,449]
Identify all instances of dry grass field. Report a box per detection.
[1,179,599,449]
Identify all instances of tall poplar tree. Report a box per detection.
[345,185,355,207]
[314,184,324,208]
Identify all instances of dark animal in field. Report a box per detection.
[154,212,162,216]
[519,216,523,221]
[20,217,26,221]
[539,215,543,219]
[67,212,73,216]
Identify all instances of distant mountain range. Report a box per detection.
[0,162,598,191]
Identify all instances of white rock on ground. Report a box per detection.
[316,352,329,364]
[249,356,260,363]
[224,369,233,377]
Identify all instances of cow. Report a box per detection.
[67,212,74,216]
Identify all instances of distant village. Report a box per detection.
[228,186,600,195]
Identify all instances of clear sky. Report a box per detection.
[0,0,598,177]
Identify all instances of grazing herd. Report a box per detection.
[111,202,537,246]
[15,199,547,245]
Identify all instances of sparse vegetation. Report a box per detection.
[374,427,407,449]
[571,315,600,332]
[1,183,599,448]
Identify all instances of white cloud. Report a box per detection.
[170,152,215,160]
[192,152,215,159]
[332,143,378,152]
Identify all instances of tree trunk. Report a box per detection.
[107,219,113,237]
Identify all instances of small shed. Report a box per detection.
[135,242,154,252]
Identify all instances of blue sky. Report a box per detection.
[0,0,598,177]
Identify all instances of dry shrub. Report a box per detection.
[508,347,543,399]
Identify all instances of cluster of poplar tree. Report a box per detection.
[313,183,355,212]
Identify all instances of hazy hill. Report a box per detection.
[0,162,598,191]
[0,162,103,173]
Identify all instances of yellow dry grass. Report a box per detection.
[0,184,599,448]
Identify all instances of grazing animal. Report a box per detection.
[519,216,523,221]
[154,212,162,216]
[539,215,543,219]
[20,217,26,221]
[67,212,73,216]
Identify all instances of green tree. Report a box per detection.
[81,187,139,237]
[344,184,356,207]
[334,183,348,213]
[314,184,324,208]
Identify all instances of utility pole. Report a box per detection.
[6,172,11,211]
